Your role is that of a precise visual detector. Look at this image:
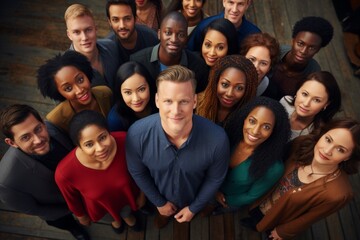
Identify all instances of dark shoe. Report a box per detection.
[139,201,155,215]
[240,217,257,231]
[111,222,125,234]
[128,218,142,232]
[69,226,90,240]
[154,214,170,229]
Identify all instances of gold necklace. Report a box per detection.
[307,165,339,177]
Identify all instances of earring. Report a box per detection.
[322,106,327,111]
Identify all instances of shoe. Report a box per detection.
[240,217,257,231]
[69,226,90,240]
[139,202,155,215]
[154,214,170,229]
[128,218,142,232]
[111,222,125,234]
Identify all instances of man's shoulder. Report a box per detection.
[240,16,261,33]
[128,114,159,134]
[0,147,30,178]
[130,46,153,61]
[97,38,118,51]
[198,13,223,29]
[193,115,226,136]
[136,24,157,38]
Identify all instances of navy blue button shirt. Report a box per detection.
[126,113,230,214]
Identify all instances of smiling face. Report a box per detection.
[108,4,136,41]
[217,67,246,110]
[245,46,271,83]
[155,80,197,137]
[54,66,92,109]
[202,29,229,67]
[158,17,188,58]
[5,114,50,156]
[78,124,116,163]
[294,80,329,119]
[223,0,250,29]
[288,31,322,66]
[121,73,150,112]
[182,0,204,19]
[66,15,97,54]
[313,128,354,167]
[242,106,275,148]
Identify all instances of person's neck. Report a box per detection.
[310,160,339,175]
[183,11,202,27]
[70,96,97,113]
[217,105,231,123]
[118,29,137,50]
[137,1,153,11]
[284,52,308,71]
[158,48,181,66]
[239,140,256,154]
[291,110,314,130]
[134,105,151,118]
[162,122,192,149]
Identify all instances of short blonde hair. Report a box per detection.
[64,4,94,23]
[156,65,197,93]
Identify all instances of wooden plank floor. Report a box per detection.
[0,0,359,239]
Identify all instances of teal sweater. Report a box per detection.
[220,157,284,208]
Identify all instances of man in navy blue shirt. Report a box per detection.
[126,65,229,228]
[187,0,261,52]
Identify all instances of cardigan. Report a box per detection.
[46,86,112,133]
[250,157,353,239]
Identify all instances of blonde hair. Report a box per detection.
[156,65,197,93]
[64,4,94,23]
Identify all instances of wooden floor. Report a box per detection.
[0,0,359,239]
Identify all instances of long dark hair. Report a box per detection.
[115,61,155,129]
[224,97,291,179]
[292,118,360,175]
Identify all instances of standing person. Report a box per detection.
[126,65,230,229]
[107,61,157,131]
[280,71,341,140]
[240,32,281,99]
[196,55,258,126]
[37,51,112,133]
[65,3,120,92]
[130,11,209,93]
[244,118,360,239]
[214,97,290,213]
[106,0,159,62]
[135,0,163,31]
[166,0,208,36]
[0,104,89,240]
[55,110,141,234]
[187,0,260,52]
[201,18,239,68]
[270,16,334,98]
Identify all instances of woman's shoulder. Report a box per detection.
[46,101,73,131]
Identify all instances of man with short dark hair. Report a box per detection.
[0,104,89,240]
[130,11,209,93]
[106,0,159,62]
[126,65,229,229]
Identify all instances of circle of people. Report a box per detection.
[0,1,359,240]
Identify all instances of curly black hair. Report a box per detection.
[37,51,93,101]
[292,16,334,47]
[224,96,291,179]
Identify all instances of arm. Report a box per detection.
[226,162,284,208]
[125,132,168,208]
[188,136,230,214]
[54,171,87,219]
[0,185,69,220]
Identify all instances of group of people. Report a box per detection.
[0,1,359,240]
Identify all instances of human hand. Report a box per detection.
[77,215,91,226]
[157,201,177,216]
[174,206,195,223]
[215,191,228,208]
[269,228,283,240]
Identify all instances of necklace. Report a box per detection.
[307,164,339,177]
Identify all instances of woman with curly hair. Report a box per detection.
[107,61,157,132]
[201,18,239,67]
[244,118,360,239]
[213,97,290,213]
[240,32,280,99]
[135,0,163,31]
[280,71,341,140]
[37,51,112,133]
[196,55,257,126]
[166,0,208,36]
